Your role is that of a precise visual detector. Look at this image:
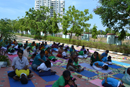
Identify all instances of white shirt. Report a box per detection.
[37,63,53,71]
[12,56,29,70]
[62,51,67,56]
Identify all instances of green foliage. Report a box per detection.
[92,25,98,39]
[0,55,10,66]
[94,0,130,40]
[0,18,16,41]
[105,28,111,34]
[61,6,92,38]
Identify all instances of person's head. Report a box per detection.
[82,45,84,49]
[27,47,31,52]
[32,41,35,46]
[71,45,74,49]
[106,50,109,54]
[127,67,130,75]
[102,65,108,70]
[24,44,27,49]
[60,45,63,49]
[64,48,67,52]
[74,57,78,63]
[63,70,71,81]
[62,44,64,47]
[108,56,111,61]
[68,79,73,85]
[45,60,51,68]
[87,49,89,51]
[71,54,76,59]
[26,41,28,44]
[14,39,16,42]
[53,42,55,44]
[45,42,47,45]
[40,50,45,58]
[17,49,23,59]
[31,53,36,59]
[93,51,98,58]
[20,74,28,84]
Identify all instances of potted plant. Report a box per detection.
[0,55,10,67]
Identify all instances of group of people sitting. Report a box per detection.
[3,39,129,87]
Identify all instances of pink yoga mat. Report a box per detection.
[89,79,103,87]
[89,50,95,53]
[8,54,18,61]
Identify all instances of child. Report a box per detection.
[101,50,109,58]
[78,50,88,59]
[93,61,108,71]
[37,60,56,76]
[13,69,33,84]
[52,70,77,87]
[122,67,130,85]
[30,53,37,64]
[86,49,91,56]
[73,57,84,72]
[65,77,77,87]
[62,48,70,59]
[57,45,64,58]
[70,45,78,56]
[102,56,112,65]
[102,75,125,87]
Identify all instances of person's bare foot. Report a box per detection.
[39,70,44,73]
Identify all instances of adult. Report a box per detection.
[122,67,130,85]
[23,47,31,62]
[70,45,77,56]
[8,49,30,78]
[90,51,101,66]
[52,70,77,87]
[31,50,46,70]
[57,45,64,57]
[101,50,109,58]
[80,45,86,51]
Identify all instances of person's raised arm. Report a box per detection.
[38,59,45,63]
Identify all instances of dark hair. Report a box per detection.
[74,57,78,61]
[21,76,28,84]
[84,50,87,53]
[87,49,89,51]
[27,47,31,50]
[94,51,98,55]
[18,49,23,54]
[104,65,108,70]
[108,56,111,61]
[106,50,109,53]
[65,48,67,51]
[63,70,71,78]
[127,68,130,75]
[82,45,84,48]
[32,53,36,57]
[40,50,45,54]
[45,60,51,67]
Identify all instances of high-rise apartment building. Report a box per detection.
[35,0,65,17]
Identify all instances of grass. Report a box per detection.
[15,33,130,54]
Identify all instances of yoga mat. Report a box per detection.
[7,71,35,87]
[29,67,59,82]
[89,50,94,53]
[8,54,18,61]
[108,64,122,69]
[45,85,52,87]
[113,73,124,79]
[50,60,63,63]
[62,66,97,78]
[112,60,130,66]
[79,63,112,73]
[89,79,103,87]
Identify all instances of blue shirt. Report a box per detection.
[32,54,46,66]
[102,77,120,87]
[101,52,108,57]
[102,57,108,62]
[94,61,104,67]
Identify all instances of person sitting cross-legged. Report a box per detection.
[102,56,112,65]
[8,49,31,78]
[31,50,46,71]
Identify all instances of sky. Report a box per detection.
[0,0,107,31]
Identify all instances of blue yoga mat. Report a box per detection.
[108,65,122,69]
[7,71,35,87]
[112,60,130,66]
[62,66,97,78]
[113,73,124,79]
[29,67,59,82]
[46,85,52,87]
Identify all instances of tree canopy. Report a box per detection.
[94,0,130,40]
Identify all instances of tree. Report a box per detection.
[0,18,15,43]
[85,27,90,33]
[105,28,111,34]
[92,25,98,42]
[25,6,51,39]
[61,6,93,40]
[94,0,130,40]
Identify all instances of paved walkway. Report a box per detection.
[0,35,130,87]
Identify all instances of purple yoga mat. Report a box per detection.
[50,60,63,63]
[89,50,94,53]
[45,85,52,87]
